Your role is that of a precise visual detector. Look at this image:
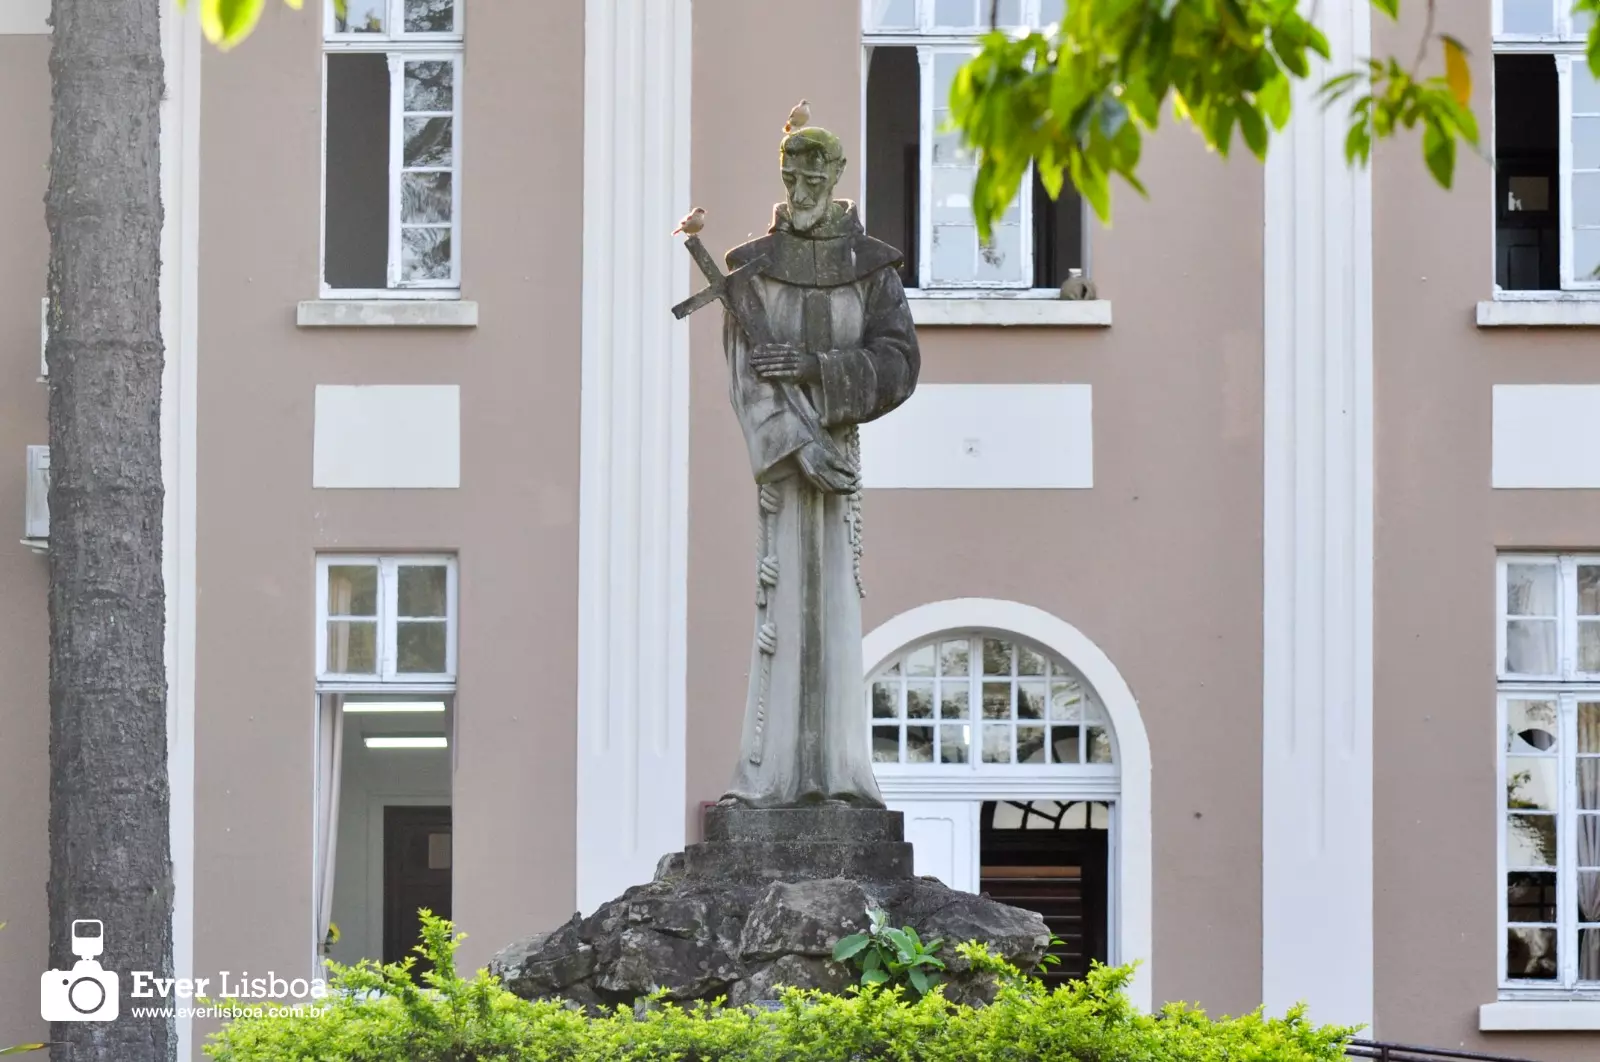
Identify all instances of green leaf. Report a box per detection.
[908,966,931,995]
[200,0,270,49]
[1423,119,1457,188]
[1441,35,1472,106]
[861,948,882,975]
[1238,103,1269,158]
[860,967,890,986]
[1370,0,1400,18]
[0,1046,51,1057]
[880,926,914,956]
[832,934,871,961]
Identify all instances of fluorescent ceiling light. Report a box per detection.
[363,736,448,750]
[343,701,447,714]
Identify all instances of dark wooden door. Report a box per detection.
[383,805,452,968]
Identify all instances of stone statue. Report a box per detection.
[672,126,920,809]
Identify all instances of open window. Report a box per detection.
[1492,2,1600,292]
[322,0,463,298]
[315,554,457,970]
[863,2,1084,292]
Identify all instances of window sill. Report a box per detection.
[297,300,479,328]
[1476,297,1600,327]
[1479,1000,1600,1031]
[906,293,1111,328]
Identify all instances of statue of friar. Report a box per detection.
[698,123,920,809]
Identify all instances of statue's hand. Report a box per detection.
[750,343,820,382]
[797,440,858,495]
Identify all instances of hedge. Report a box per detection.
[204,915,1357,1062]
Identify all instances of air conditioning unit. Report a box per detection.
[24,445,49,545]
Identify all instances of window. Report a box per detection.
[1497,555,1600,994]
[862,1,1084,292]
[1492,2,1600,292]
[867,633,1116,767]
[317,555,457,683]
[322,0,463,298]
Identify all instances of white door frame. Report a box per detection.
[863,598,1152,1012]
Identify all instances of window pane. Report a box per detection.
[1018,680,1046,720]
[939,683,969,719]
[397,565,448,617]
[401,227,453,282]
[1087,725,1114,763]
[940,724,969,763]
[1582,621,1600,671]
[324,54,390,290]
[982,638,1012,675]
[1506,756,1559,810]
[872,725,901,762]
[1506,619,1558,673]
[1050,679,1082,721]
[1572,228,1600,283]
[976,223,1025,283]
[396,620,447,673]
[327,564,379,616]
[405,60,454,112]
[931,167,976,225]
[1507,562,1558,614]
[1583,816,1600,860]
[906,725,935,763]
[1577,118,1600,170]
[1507,812,1560,867]
[933,50,968,109]
[982,723,1012,763]
[1508,870,1558,922]
[993,0,1022,25]
[930,224,975,282]
[326,620,378,674]
[907,681,934,719]
[1574,172,1600,226]
[872,681,899,719]
[934,0,977,29]
[1581,565,1600,614]
[905,644,936,676]
[1576,63,1600,113]
[334,0,385,32]
[1507,926,1559,980]
[1051,725,1081,764]
[1583,702,1600,751]
[865,0,916,29]
[938,640,969,676]
[405,0,455,33]
[1508,699,1559,752]
[982,682,1011,719]
[402,173,453,224]
[1583,926,1600,982]
[404,116,453,168]
[1501,0,1554,35]
[1018,724,1047,763]
[1018,645,1046,676]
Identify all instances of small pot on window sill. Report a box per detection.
[1059,269,1096,301]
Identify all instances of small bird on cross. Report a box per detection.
[784,99,811,133]
[673,207,706,236]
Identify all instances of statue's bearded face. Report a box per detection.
[782,155,843,232]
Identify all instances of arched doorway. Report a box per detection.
[862,599,1152,1009]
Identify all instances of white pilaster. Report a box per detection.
[1262,0,1375,1029]
[159,2,200,1057]
[575,0,692,913]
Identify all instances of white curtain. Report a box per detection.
[315,694,345,956]
[1580,709,1600,981]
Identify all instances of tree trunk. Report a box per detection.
[46,0,173,1059]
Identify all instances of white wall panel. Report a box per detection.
[313,385,461,489]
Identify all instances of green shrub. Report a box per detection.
[205,913,1357,1062]
[831,907,946,997]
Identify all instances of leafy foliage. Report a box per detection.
[947,0,1579,236]
[207,911,1358,1062]
[177,0,336,50]
[831,906,947,997]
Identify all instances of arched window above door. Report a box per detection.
[867,632,1118,769]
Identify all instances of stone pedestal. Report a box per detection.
[492,806,1049,1010]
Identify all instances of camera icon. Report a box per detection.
[40,920,119,1022]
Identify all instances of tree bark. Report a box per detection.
[46,1,173,1059]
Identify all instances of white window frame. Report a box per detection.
[315,555,458,686]
[1497,553,1600,998]
[1492,2,1599,293]
[864,0,1077,295]
[320,0,464,300]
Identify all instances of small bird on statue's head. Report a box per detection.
[785,99,811,133]
[674,207,706,236]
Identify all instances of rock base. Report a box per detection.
[490,806,1050,1010]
